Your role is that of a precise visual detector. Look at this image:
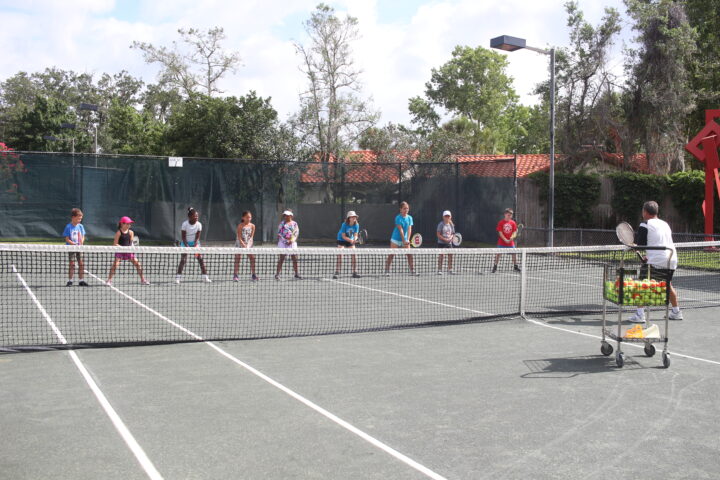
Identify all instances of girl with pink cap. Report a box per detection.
[106,216,149,285]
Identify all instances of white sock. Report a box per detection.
[636,308,645,316]
[672,306,680,314]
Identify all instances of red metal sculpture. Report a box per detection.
[685,109,720,241]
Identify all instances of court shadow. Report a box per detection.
[521,355,644,378]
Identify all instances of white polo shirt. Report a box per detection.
[640,217,677,269]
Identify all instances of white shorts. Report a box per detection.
[235,239,253,248]
[277,240,297,249]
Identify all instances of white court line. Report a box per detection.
[331,279,495,316]
[523,316,720,366]
[12,266,163,480]
[86,272,447,480]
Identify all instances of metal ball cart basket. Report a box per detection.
[600,246,673,368]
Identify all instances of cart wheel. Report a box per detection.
[662,352,671,368]
[644,344,656,357]
[601,342,613,356]
[616,352,625,368]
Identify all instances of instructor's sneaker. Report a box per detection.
[437,271,444,275]
[491,265,497,273]
[628,312,646,323]
[668,310,684,320]
[78,281,88,287]
[274,274,280,281]
[294,274,303,280]
[66,281,73,287]
[105,280,113,286]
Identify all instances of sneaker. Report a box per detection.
[410,271,420,277]
[437,271,444,275]
[384,270,390,277]
[66,281,73,287]
[491,265,497,273]
[175,275,181,284]
[202,275,212,283]
[333,272,339,280]
[352,272,360,279]
[294,274,303,280]
[105,280,113,286]
[274,274,280,281]
[668,310,683,320]
[141,279,150,285]
[233,275,239,282]
[513,265,521,273]
[643,323,660,339]
[448,270,456,275]
[78,281,88,287]
[251,274,258,281]
[628,312,646,323]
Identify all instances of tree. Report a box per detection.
[685,0,720,136]
[624,0,697,173]
[106,99,166,155]
[132,27,241,97]
[553,1,621,155]
[10,95,76,151]
[292,3,379,200]
[164,92,282,159]
[409,45,521,154]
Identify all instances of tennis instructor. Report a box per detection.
[630,200,682,322]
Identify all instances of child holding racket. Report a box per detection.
[175,207,211,283]
[492,208,520,273]
[436,210,455,274]
[275,210,301,280]
[334,211,361,279]
[63,207,88,286]
[233,211,258,281]
[106,216,149,285]
[384,201,418,276]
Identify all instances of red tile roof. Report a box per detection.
[300,150,650,184]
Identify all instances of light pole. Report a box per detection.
[491,35,556,247]
[78,103,99,154]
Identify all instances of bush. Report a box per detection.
[531,172,601,227]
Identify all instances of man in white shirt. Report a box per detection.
[629,201,682,322]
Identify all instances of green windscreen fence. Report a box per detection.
[0,152,515,244]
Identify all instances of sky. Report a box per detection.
[0,0,632,126]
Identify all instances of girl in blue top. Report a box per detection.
[334,211,361,279]
[384,201,418,275]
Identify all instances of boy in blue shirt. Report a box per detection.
[63,208,88,286]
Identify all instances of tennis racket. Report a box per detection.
[357,229,368,245]
[511,223,524,240]
[451,233,462,247]
[616,222,645,262]
[410,233,423,248]
[132,235,140,247]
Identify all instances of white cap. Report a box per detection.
[282,210,293,216]
[346,210,358,218]
[442,210,452,217]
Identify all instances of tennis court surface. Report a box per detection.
[2,243,719,479]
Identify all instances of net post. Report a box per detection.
[519,248,527,316]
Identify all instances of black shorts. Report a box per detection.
[337,240,353,247]
[437,243,453,249]
[68,252,83,262]
[640,264,674,283]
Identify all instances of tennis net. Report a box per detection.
[2,242,718,349]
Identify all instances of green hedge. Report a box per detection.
[530,170,717,231]
[531,172,601,228]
